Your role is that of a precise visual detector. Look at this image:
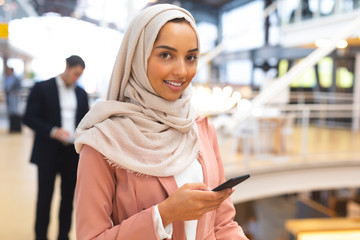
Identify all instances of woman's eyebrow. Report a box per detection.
[188,48,199,53]
[155,46,199,53]
[156,45,177,52]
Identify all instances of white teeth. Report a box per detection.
[164,80,182,87]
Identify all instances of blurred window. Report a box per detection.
[253,68,266,86]
[319,0,335,16]
[336,66,353,88]
[318,57,333,88]
[197,22,218,53]
[222,0,265,51]
[278,0,300,24]
[225,60,252,85]
[278,59,289,77]
[290,59,316,88]
[337,0,355,13]
[269,9,280,45]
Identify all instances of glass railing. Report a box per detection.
[279,0,360,26]
[214,98,360,167]
[199,88,359,169]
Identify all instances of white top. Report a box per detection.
[154,159,204,239]
[54,75,77,142]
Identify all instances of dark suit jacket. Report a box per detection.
[23,77,89,165]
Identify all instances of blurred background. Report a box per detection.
[1,0,360,239]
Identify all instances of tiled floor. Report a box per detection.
[0,126,76,240]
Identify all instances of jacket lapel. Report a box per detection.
[50,78,61,125]
[195,150,208,240]
[158,176,186,240]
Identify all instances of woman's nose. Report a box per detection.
[173,59,187,78]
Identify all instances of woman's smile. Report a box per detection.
[163,80,184,90]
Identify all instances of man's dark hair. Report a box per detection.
[66,55,85,69]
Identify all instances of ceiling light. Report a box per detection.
[336,39,348,49]
[315,39,348,49]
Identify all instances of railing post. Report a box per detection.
[301,108,310,160]
[352,53,360,131]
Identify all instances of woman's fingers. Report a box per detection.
[158,183,234,225]
[181,182,209,191]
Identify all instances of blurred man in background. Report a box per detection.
[23,55,89,240]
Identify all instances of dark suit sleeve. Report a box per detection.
[75,87,89,125]
[23,83,55,137]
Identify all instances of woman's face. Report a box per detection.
[147,21,199,101]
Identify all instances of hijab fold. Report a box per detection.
[74,4,200,177]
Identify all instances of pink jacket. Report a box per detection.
[75,116,248,240]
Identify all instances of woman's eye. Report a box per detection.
[187,55,198,62]
[160,53,171,59]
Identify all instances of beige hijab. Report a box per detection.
[74,4,200,177]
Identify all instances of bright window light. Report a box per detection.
[298,230,360,240]
[315,39,331,48]
[9,16,123,95]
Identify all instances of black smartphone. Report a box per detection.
[212,174,250,191]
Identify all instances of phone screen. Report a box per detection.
[212,174,250,191]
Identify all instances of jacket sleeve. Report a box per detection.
[75,145,161,240]
[208,123,249,240]
[22,83,54,137]
[75,87,90,124]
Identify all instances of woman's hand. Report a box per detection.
[158,182,234,226]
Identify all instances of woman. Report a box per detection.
[74,4,249,240]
